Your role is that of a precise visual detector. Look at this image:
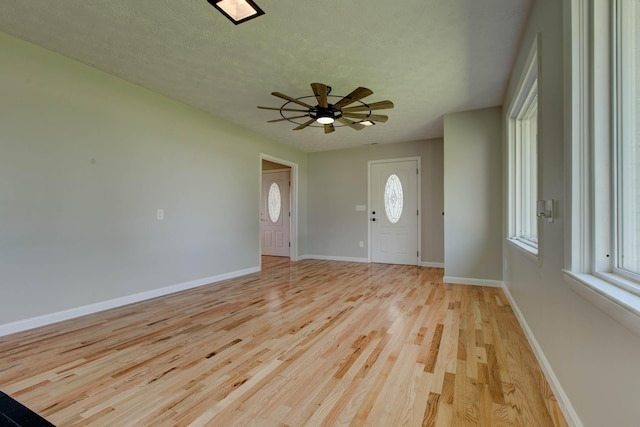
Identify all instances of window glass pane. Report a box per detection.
[384,174,403,224]
[618,0,640,274]
[525,101,538,243]
[268,182,281,223]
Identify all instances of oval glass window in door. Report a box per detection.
[384,174,403,223]
[268,182,281,223]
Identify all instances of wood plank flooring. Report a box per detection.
[0,257,567,426]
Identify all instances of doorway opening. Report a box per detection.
[260,155,298,263]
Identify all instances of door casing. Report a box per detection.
[261,169,291,257]
[259,154,299,264]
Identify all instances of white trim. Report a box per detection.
[567,0,592,273]
[368,157,422,266]
[299,256,443,267]
[591,0,613,274]
[442,276,504,288]
[563,270,640,337]
[298,254,370,263]
[506,238,541,265]
[261,168,291,173]
[507,34,541,257]
[506,33,541,116]
[565,0,640,334]
[501,283,584,427]
[260,154,299,262]
[0,266,260,338]
[420,262,445,268]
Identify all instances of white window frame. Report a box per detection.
[507,35,540,257]
[614,0,640,283]
[564,0,640,336]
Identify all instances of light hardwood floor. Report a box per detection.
[0,257,567,426]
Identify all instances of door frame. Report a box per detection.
[260,154,299,263]
[261,169,291,257]
[367,157,422,264]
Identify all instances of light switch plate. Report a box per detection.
[356,205,366,211]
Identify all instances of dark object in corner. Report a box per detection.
[0,391,55,427]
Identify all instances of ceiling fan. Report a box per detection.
[257,83,394,134]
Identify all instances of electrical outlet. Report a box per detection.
[157,209,164,220]
[359,241,364,248]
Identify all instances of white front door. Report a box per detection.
[370,159,419,265]
[262,170,290,257]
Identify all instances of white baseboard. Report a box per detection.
[501,285,584,427]
[299,256,443,267]
[298,254,370,263]
[0,266,260,338]
[443,276,504,288]
[420,262,445,268]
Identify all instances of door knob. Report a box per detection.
[372,211,376,215]
[371,218,376,221]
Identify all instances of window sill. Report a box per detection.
[563,270,640,337]
[506,238,539,264]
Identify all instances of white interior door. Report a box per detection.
[262,170,290,257]
[370,159,419,265]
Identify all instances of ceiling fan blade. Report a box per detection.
[293,118,316,130]
[258,106,310,112]
[337,117,365,130]
[324,123,335,134]
[272,92,315,109]
[267,114,309,123]
[333,87,374,110]
[311,83,329,108]
[342,112,389,122]
[341,100,395,113]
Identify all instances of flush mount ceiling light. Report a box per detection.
[207,0,265,25]
[257,83,394,134]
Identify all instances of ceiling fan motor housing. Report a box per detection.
[311,104,342,124]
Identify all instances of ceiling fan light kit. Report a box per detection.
[315,116,335,125]
[207,0,265,25]
[258,83,394,134]
[311,104,341,125]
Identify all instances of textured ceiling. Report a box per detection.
[0,0,532,152]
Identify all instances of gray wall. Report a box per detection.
[0,31,447,328]
[0,32,308,325]
[503,1,640,425]
[306,140,444,264]
[443,107,503,282]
